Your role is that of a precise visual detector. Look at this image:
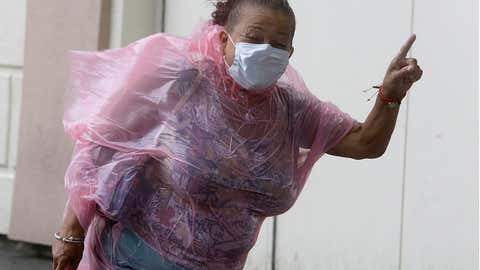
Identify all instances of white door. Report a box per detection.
[0,0,26,235]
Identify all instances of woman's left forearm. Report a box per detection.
[358,94,401,156]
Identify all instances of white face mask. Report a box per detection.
[225,33,290,90]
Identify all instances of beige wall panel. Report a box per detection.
[8,0,111,245]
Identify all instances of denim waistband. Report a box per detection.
[100,222,187,270]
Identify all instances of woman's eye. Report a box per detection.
[244,36,262,43]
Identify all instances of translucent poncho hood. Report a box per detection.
[63,20,357,270]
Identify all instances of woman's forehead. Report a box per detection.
[232,7,294,37]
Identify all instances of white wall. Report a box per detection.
[110,0,161,48]
[164,0,213,36]
[401,0,478,269]
[0,0,25,234]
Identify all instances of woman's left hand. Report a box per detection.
[382,34,423,101]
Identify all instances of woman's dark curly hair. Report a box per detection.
[211,0,296,34]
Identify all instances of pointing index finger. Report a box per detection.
[398,34,416,58]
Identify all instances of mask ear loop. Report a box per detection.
[225,32,236,47]
[223,31,235,68]
[224,31,242,95]
[222,32,241,100]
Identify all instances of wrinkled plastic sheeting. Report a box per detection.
[63,20,358,269]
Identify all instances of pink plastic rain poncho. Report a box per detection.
[62,20,359,269]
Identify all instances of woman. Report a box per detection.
[52,0,423,269]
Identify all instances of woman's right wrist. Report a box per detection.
[60,222,85,237]
[60,203,86,237]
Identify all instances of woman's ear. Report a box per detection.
[220,31,229,53]
[222,31,235,66]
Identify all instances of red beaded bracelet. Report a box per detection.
[378,86,401,105]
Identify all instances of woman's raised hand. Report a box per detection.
[382,34,423,101]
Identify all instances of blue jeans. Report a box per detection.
[101,223,187,270]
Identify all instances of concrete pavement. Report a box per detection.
[0,235,51,270]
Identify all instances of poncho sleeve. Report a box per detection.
[278,66,360,183]
[298,90,358,149]
[62,31,199,229]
